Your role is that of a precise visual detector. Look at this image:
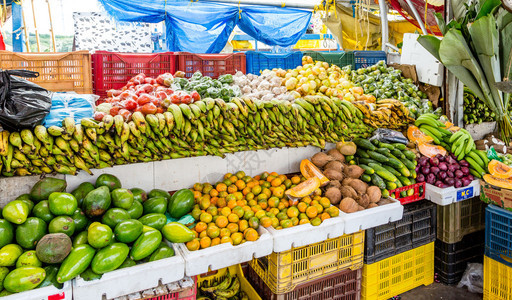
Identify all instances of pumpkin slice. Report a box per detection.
[488,160,512,179]
[285,177,321,198]
[300,159,329,185]
[484,174,512,189]
[407,125,434,144]
[418,142,447,158]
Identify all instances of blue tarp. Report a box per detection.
[98,0,312,53]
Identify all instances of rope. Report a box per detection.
[238,0,242,19]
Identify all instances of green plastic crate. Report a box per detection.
[302,51,355,69]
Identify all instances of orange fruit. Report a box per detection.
[242,187,251,196]
[299,218,310,225]
[203,185,213,195]
[266,175,276,183]
[220,236,232,244]
[210,197,218,206]
[220,228,231,238]
[236,171,245,179]
[216,216,229,228]
[220,207,231,216]
[270,172,278,177]
[228,213,239,223]
[186,239,200,251]
[207,226,220,238]
[227,185,238,194]
[280,219,293,228]
[236,200,246,207]
[245,228,259,241]
[297,202,308,213]
[314,204,324,214]
[224,173,232,180]
[211,237,221,247]
[207,206,218,216]
[277,202,286,211]
[231,232,244,245]
[246,193,255,202]
[327,206,340,217]
[193,190,202,199]
[311,217,322,226]
[291,217,299,226]
[227,223,239,234]
[272,187,285,198]
[271,217,280,228]
[283,179,292,189]
[260,172,269,180]
[320,197,331,209]
[200,236,212,249]
[199,231,207,238]
[227,200,237,209]
[218,191,228,198]
[229,175,238,183]
[271,178,282,187]
[193,183,203,191]
[258,201,268,210]
[255,210,266,219]
[239,220,249,232]
[302,196,312,205]
[223,179,233,187]
[265,211,275,218]
[248,199,257,207]
[209,189,219,197]
[251,205,262,213]
[243,210,255,220]
[226,193,237,203]
[232,206,245,218]
[257,193,268,201]
[248,217,260,229]
[269,208,280,216]
[195,222,207,233]
[291,176,301,184]
[321,212,331,221]
[306,206,318,219]
[200,213,213,223]
[246,181,256,189]
[216,183,227,192]
[260,217,272,228]
[252,185,262,196]
[299,213,308,220]
[217,198,227,208]
[262,181,271,189]
[191,207,202,221]
[235,180,246,190]
[287,207,299,218]
[276,212,288,221]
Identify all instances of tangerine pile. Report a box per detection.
[185,171,340,251]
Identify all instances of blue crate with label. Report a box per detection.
[353,51,387,69]
[485,205,512,268]
[245,51,303,74]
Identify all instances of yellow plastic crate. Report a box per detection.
[249,231,364,294]
[484,256,512,300]
[196,264,261,300]
[362,242,434,300]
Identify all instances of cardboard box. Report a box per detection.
[480,180,512,211]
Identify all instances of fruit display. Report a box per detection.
[353,99,415,130]
[484,159,512,189]
[232,71,290,101]
[463,87,495,124]
[197,270,248,300]
[0,174,194,295]
[347,61,440,119]
[349,138,418,200]
[415,154,475,188]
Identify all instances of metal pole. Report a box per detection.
[379,0,388,52]
[11,1,24,52]
[46,0,56,52]
[20,0,31,52]
[30,0,40,52]
[405,0,428,34]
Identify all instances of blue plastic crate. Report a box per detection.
[245,51,303,74]
[485,205,512,268]
[353,51,387,70]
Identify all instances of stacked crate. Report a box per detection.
[361,199,436,299]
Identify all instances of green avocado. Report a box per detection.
[114,219,143,243]
[130,230,162,261]
[32,201,54,223]
[72,208,89,232]
[149,244,175,261]
[49,216,75,237]
[167,189,195,219]
[138,213,167,230]
[148,189,171,201]
[0,244,23,267]
[95,174,121,191]
[16,195,34,213]
[126,200,143,219]
[3,267,46,293]
[16,250,42,268]
[0,267,9,290]
[87,223,113,249]
[2,200,29,224]
[15,217,47,249]
[161,222,195,243]
[111,189,134,210]
[48,192,78,216]
[101,208,130,229]
[82,186,111,218]
[39,265,63,288]
[91,243,129,274]
[0,220,14,249]
[57,244,95,283]
[71,182,95,207]
[143,197,168,214]
[73,231,88,247]
[130,188,147,203]
[80,267,101,281]
[30,177,67,202]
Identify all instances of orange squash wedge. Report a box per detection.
[488,160,512,179]
[483,174,512,189]
[300,159,329,185]
[418,142,447,158]
[285,177,321,198]
[407,125,434,144]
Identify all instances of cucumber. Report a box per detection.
[399,166,411,177]
[355,148,370,159]
[368,163,399,182]
[399,157,416,170]
[383,165,402,177]
[353,138,376,151]
[392,143,406,150]
[382,189,390,198]
[371,174,386,189]
[359,158,379,165]
[371,139,380,146]
[391,149,406,159]
[368,151,389,163]
[403,150,416,161]
[361,174,372,183]
[359,164,375,175]
[378,142,395,150]
[386,181,398,190]
[410,169,417,179]
[346,155,354,161]
[384,157,404,169]
[376,148,391,156]
[398,176,412,186]
[395,179,403,188]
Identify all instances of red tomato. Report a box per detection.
[144,77,153,84]
[107,89,122,97]
[94,111,106,121]
[150,97,160,106]
[123,99,138,111]
[190,91,201,102]
[110,106,121,116]
[95,99,106,106]
[156,107,164,114]
[137,94,152,106]
[155,91,168,100]
[119,109,132,121]
[140,103,158,115]
[181,94,192,104]
[165,88,174,95]
[170,94,181,104]
[119,90,132,100]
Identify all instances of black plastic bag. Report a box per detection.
[0,69,53,131]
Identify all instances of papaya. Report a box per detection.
[143,197,168,214]
[126,200,143,219]
[114,219,143,243]
[142,225,157,233]
[111,188,134,210]
[72,208,89,232]
[285,177,321,198]
[131,188,147,203]
[483,174,512,189]
[57,244,95,283]
[3,267,46,293]
[0,290,12,296]
[49,216,75,237]
[0,244,23,266]
[407,125,434,144]
[148,189,171,201]
[48,192,78,216]
[130,230,162,261]
[80,267,102,281]
[35,233,72,264]
[16,250,42,268]
[95,174,121,191]
[167,189,194,219]
[15,217,47,249]
[138,213,167,230]
[418,142,447,158]
[30,177,67,202]
[118,256,136,269]
[91,243,129,274]
[39,265,62,289]
[32,200,54,223]
[16,195,34,214]
[71,182,95,207]
[2,200,29,224]
[161,222,195,243]
[0,267,8,290]
[102,208,130,229]
[83,186,111,218]
[87,222,113,249]
[149,244,174,262]
[300,159,329,185]
[73,231,88,247]
[0,220,13,249]
[488,160,512,179]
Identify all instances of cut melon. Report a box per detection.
[285,177,321,198]
[488,160,512,179]
[300,159,329,185]
[483,174,512,190]
[418,142,447,158]
[407,125,434,144]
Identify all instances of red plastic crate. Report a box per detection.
[92,51,176,98]
[143,277,197,300]
[390,182,426,204]
[176,52,246,78]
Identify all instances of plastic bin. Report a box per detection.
[0,50,92,93]
[196,264,261,300]
[0,280,72,300]
[112,276,196,300]
[389,182,426,205]
[302,51,355,69]
[341,198,404,234]
[245,51,303,74]
[364,200,436,264]
[425,179,480,206]
[353,51,387,70]
[434,230,485,285]
[246,263,362,300]
[483,255,512,300]
[249,231,364,294]
[485,205,512,268]
[361,242,435,300]
[437,196,486,244]
[91,51,176,98]
[176,52,246,78]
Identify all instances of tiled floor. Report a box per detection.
[400,282,482,300]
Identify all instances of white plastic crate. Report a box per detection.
[425,179,480,206]
[341,198,404,234]
[72,244,185,300]
[265,211,345,252]
[1,280,71,300]
[401,33,444,86]
[177,226,273,276]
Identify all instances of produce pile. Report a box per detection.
[353,99,415,130]
[0,174,196,295]
[198,270,248,300]
[415,154,476,188]
[463,88,495,124]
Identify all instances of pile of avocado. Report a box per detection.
[0,174,196,295]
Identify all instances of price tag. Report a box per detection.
[456,186,474,202]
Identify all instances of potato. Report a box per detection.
[343,165,365,179]
[325,160,344,173]
[340,186,358,199]
[358,194,370,208]
[366,186,382,203]
[348,179,368,195]
[339,197,359,213]
[327,149,345,163]
[311,152,334,168]
[325,188,342,205]
[324,169,344,181]
[325,180,341,190]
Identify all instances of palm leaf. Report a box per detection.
[475,0,501,19]
[417,35,441,61]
